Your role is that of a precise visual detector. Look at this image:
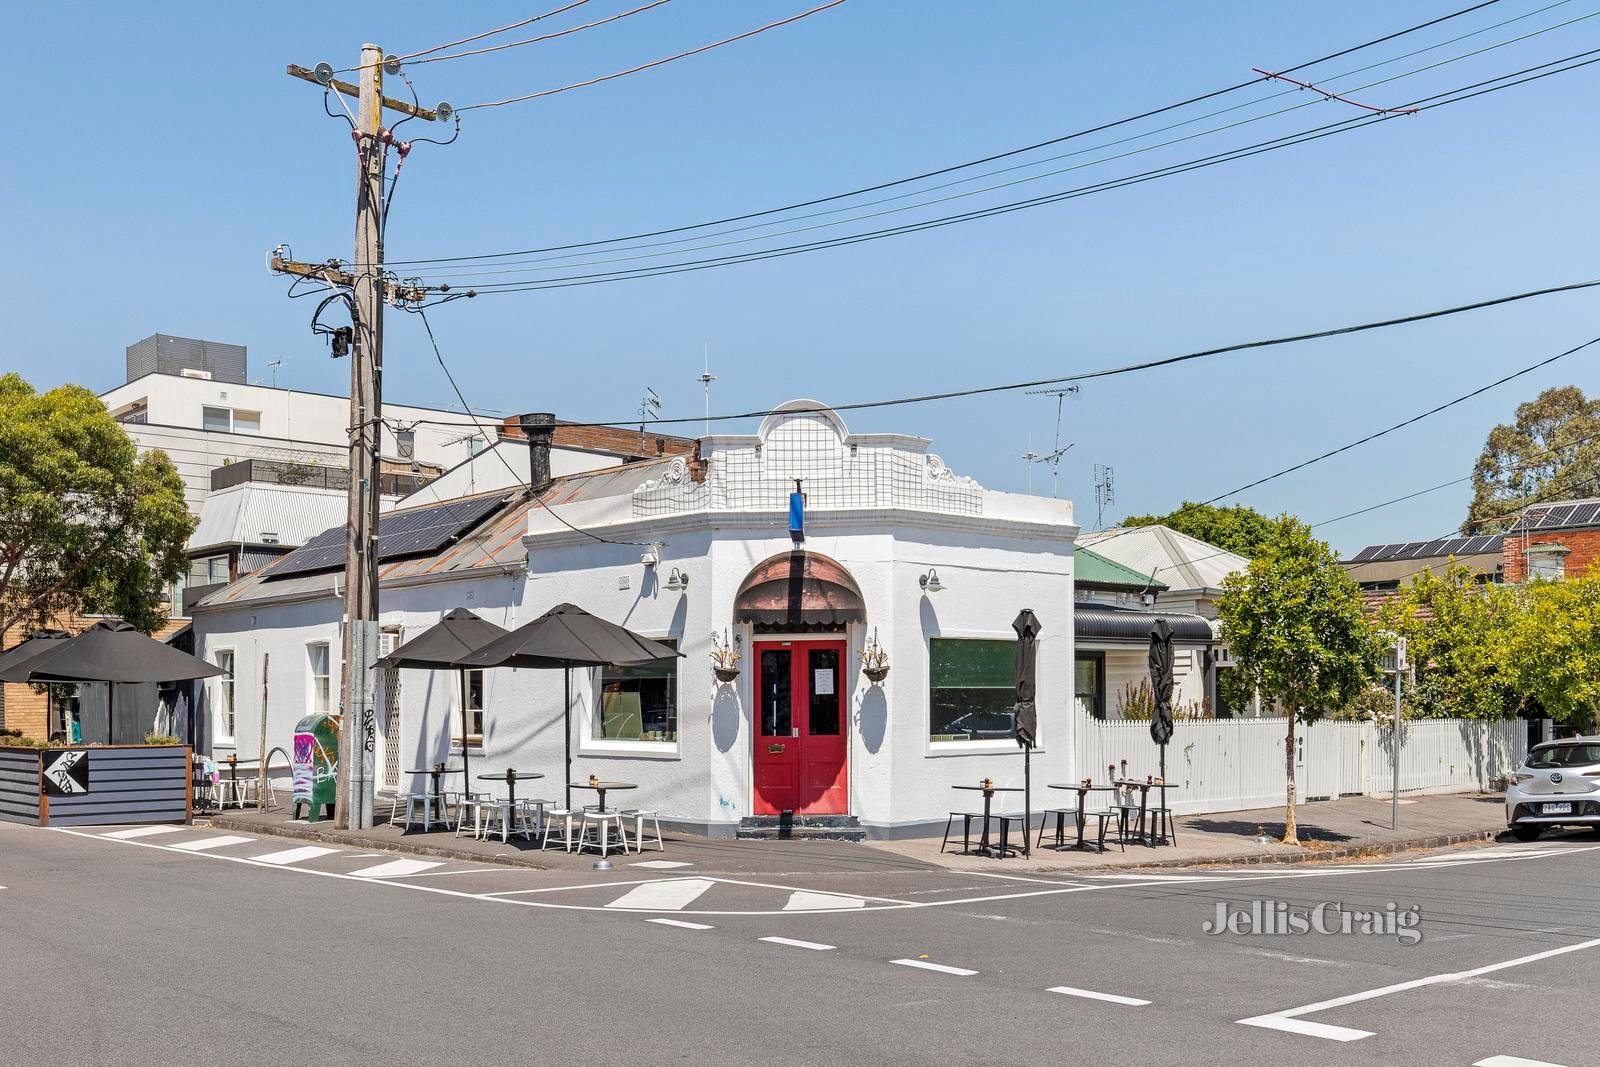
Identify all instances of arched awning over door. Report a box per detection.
[733,551,866,628]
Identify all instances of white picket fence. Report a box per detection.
[1073,714,1526,817]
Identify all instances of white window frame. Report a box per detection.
[459,668,486,745]
[579,632,681,758]
[924,629,1044,756]
[214,648,237,743]
[307,641,331,715]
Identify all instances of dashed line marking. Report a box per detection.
[170,835,253,852]
[891,959,977,976]
[252,846,340,866]
[760,936,834,951]
[348,859,442,878]
[102,826,185,840]
[1046,985,1150,1006]
[647,918,713,930]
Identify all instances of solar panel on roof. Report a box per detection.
[267,494,510,579]
[1542,504,1577,529]
[1572,502,1600,526]
[1410,539,1447,558]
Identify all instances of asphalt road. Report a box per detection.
[4,822,1599,1066]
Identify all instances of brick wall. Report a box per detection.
[1501,528,1600,582]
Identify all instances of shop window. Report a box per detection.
[929,638,1014,741]
[1075,652,1105,719]
[597,640,677,742]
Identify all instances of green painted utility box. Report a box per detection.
[291,714,339,822]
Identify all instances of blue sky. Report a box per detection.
[4,2,1597,553]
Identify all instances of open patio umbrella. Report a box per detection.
[4,620,226,744]
[0,629,74,681]
[373,607,510,788]
[1012,609,1041,858]
[1148,618,1175,817]
[460,603,681,807]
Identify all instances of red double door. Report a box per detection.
[752,639,848,815]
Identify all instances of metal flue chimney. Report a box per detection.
[518,412,556,492]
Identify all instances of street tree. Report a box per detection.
[1121,501,1276,558]
[1508,565,1600,730]
[1376,563,1522,720]
[1465,385,1600,532]
[0,373,193,652]
[1217,515,1378,844]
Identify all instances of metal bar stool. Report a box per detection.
[576,810,629,858]
[941,811,981,854]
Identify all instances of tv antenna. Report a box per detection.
[266,360,282,388]
[1094,464,1115,530]
[697,344,717,438]
[1024,384,1081,497]
[638,387,661,450]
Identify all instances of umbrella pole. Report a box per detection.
[459,667,471,789]
[563,663,572,810]
[1159,743,1168,843]
[1024,742,1032,858]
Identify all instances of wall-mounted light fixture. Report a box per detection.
[665,567,688,592]
[919,568,944,593]
[640,543,660,568]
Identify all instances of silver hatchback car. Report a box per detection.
[1506,737,1600,840]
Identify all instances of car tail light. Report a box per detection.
[1583,770,1600,777]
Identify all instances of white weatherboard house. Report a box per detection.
[192,401,1088,837]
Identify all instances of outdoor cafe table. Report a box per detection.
[219,755,260,809]
[407,763,463,808]
[1113,779,1181,846]
[569,780,638,813]
[477,769,545,810]
[951,783,1024,858]
[1043,783,1119,851]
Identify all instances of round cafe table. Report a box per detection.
[477,769,544,809]
[569,780,637,813]
[407,764,463,807]
[951,783,1023,858]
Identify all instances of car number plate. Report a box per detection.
[1543,802,1573,815]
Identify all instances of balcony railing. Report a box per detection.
[210,459,434,497]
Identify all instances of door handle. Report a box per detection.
[766,743,786,754]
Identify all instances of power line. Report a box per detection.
[389,1,595,64]
[406,0,674,66]
[1200,332,1600,505]
[458,0,852,112]
[371,0,1511,266]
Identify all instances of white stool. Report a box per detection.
[481,800,531,843]
[403,793,446,831]
[217,779,248,809]
[577,811,630,858]
[540,807,577,852]
[388,792,415,826]
[618,809,664,852]
[454,796,489,839]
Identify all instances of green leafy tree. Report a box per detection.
[1465,385,1600,533]
[1217,516,1378,844]
[1121,501,1276,558]
[0,373,193,652]
[1508,566,1600,729]
[1376,564,1522,720]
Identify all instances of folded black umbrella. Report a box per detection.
[1148,618,1175,747]
[1012,609,1041,749]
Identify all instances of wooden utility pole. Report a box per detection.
[333,43,386,831]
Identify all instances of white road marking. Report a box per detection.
[967,871,1093,887]
[760,936,834,951]
[784,890,866,911]
[647,918,713,930]
[1046,985,1150,1006]
[632,859,691,869]
[606,878,715,911]
[1239,935,1600,1042]
[348,859,442,878]
[252,846,339,866]
[892,959,978,976]
[102,826,185,840]
[170,835,253,852]
[1475,1056,1570,1066]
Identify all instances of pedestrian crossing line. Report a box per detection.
[1046,985,1150,1006]
[349,859,443,878]
[252,846,340,866]
[102,826,186,840]
[647,918,713,930]
[632,859,692,869]
[760,937,834,951]
[170,835,254,852]
[891,959,977,977]
[783,890,866,911]
[1475,1056,1570,1067]
[606,878,715,911]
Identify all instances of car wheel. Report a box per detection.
[1511,824,1544,842]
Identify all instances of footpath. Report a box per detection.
[203,791,1517,879]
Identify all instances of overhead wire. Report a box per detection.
[387,0,595,64]
[405,0,674,65]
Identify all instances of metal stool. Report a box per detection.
[481,800,531,843]
[618,809,664,852]
[1146,806,1177,845]
[577,810,629,858]
[403,793,446,831]
[990,813,1028,856]
[1036,807,1082,850]
[941,811,980,854]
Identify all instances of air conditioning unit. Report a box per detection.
[180,368,214,380]
[259,532,280,545]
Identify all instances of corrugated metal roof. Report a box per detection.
[1075,547,1166,591]
[187,484,348,553]
[1079,526,1248,593]
[1076,604,1213,644]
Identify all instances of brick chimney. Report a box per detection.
[518,412,556,492]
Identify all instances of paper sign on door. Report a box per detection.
[814,669,834,696]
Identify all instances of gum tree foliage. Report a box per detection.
[1509,566,1600,730]
[0,374,193,648]
[1465,385,1600,533]
[1376,564,1523,721]
[1121,501,1277,559]
[1217,516,1378,845]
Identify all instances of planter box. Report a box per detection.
[0,745,192,827]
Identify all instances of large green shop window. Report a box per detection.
[929,638,1015,741]
[598,641,678,742]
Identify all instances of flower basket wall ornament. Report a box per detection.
[710,629,742,683]
[860,628,890,683]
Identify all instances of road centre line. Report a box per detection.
[1238,935,1600,1041]
[760,936,835,951]
[892,959,977,976]
[1046,985,1150,1006]
[966,871,1094,887]
[481,875,700,897]
[647,918,713,930]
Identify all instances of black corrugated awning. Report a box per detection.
[1075,604,1213,644]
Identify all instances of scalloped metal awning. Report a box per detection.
[734,551,866,626]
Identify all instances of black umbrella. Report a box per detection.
[0,629,74,681]
[1148,618,1175,822]
[460,603,681,807]
[373,607,510,789]
[1012,609,1041,858]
